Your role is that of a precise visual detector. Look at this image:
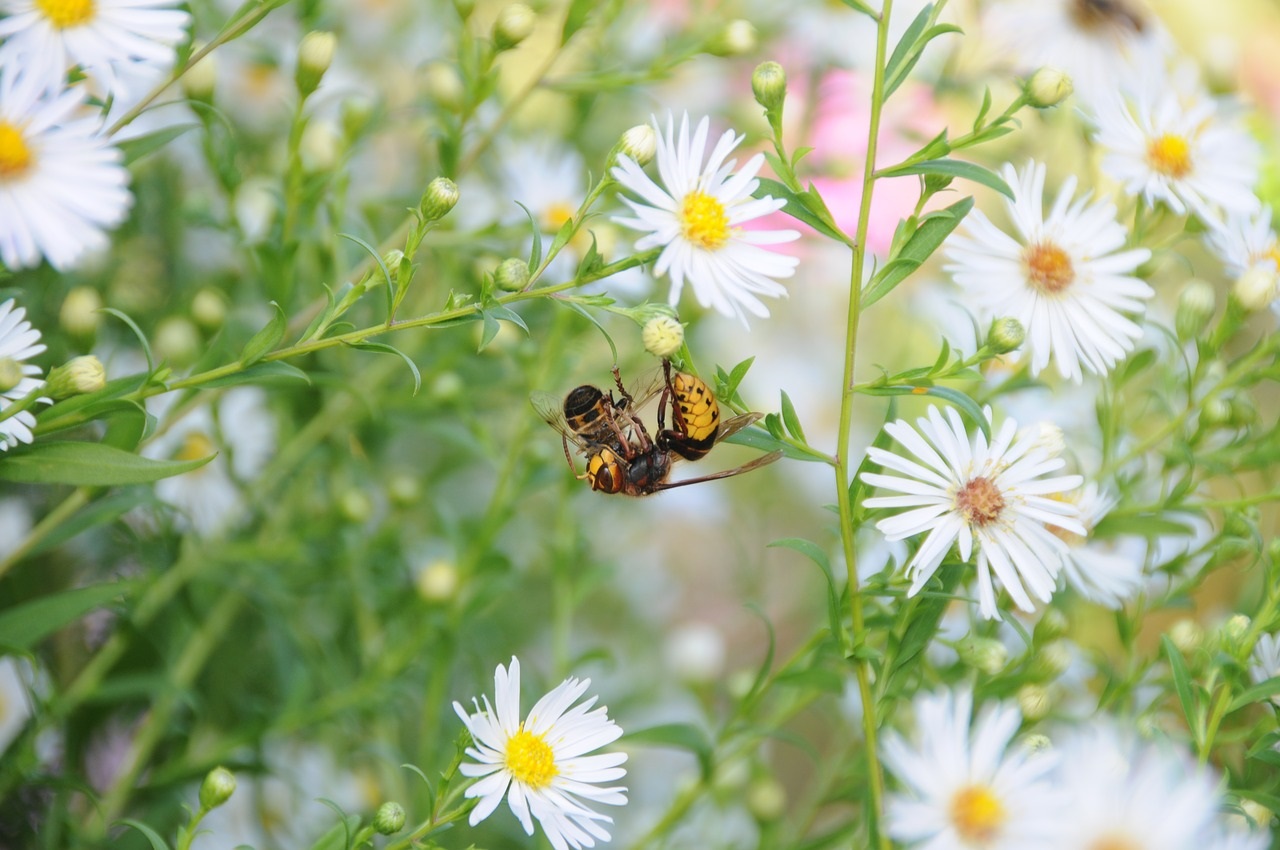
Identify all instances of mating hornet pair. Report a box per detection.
[532,361,782,496]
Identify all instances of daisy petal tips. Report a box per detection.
[861,406,1085,620]
[611,112,800,328]
[453,657,628,850]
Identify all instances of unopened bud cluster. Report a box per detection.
[987,316,1025,354]
[707,19,757,57]
[619,124,657,166]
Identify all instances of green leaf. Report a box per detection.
[196,361,311,389]
[877,159,1012,199]
[239,301,287,366]
[769,537,842,643]
[477,310,501,352]
[338,231,394,316]
[26,491,152,558]
[100,308,155,372]
[1161,635,1200,741]
[487,304,530,335]
[96,401,148,450]
[753,178,852,246]
[1226,675,1280,713]
[562,0,594,41]
[306,812,362,850]
[346,341,422,395]
[0,441,214,486]
[558,300,618,363]
[775,667,845,693]
[515,201,543,272]
[115,820,170,850]
[0,582,134,652]
[118,124,197,166]
[859,385,989,439]
[723,356,756,401]
[624,723,713,776]
[779,390,806,442]
[837,0,876,14]
[862,196,973,308]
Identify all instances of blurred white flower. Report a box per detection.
[143,388,277,536]
[0,656,33,755]
[945,160,1153,382]
[0,299,48,451]
[0,71,132,271]
[664,623,726,683]
[1053,483,1143,609]
[612,112,799,326]
[1093,72,1260,224]
[1249,633,1280,703]
[982,0,1169,107]
[862,406,1085,620]
[453,656,628,850]
[882,689,1060,849]
[1052,723,1221,850]
[0,0,189,96]
[1208,206,1280,313]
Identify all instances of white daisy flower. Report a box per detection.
[1053,723,1221,850]
[882,688,1060,849]
[0,70,132,271]
[0,299,48,452]
[1052,482,1143,609]
[143,388,276,536]
[1208,206,1280,312]
[945,160,1153,382]
[1248,633,1280,701]
[982,0,1170,108]
[611,112,800,326]
[1093,72,1260,224]
[0,0,189,96]
[453,656,628,850]
[862,406,1085,620]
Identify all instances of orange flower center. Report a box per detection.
[1147,133,1192,179]
[680,190,730,249]
[949,785,1007,843]
[36,0,96,28]
[0,122,34,180]
[1024,242,1075,295]
[955,477,1006,527]
[1088,835,1142,850]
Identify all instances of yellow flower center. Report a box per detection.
[955,477,1006,528]
[505,726,558,789]
[176,431,216,464]
[949,784,1007,843]
[680,190,730,250]
[1146,133,1192,179]
[36,0,96,28]
[1263,244,1280,270]
[542,201,575,233]
[1088,836,1142,850]
[1023,242,1075,295]
[0,122,34,180]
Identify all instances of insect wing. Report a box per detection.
[530,391,588,448]
[655,449,783,490]
[713,412,765,445]
[623,366,667,413]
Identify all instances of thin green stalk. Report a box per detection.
[0,487,90,582]
[833,2,892,847]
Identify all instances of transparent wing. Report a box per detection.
[713,412,764,445]
[530,391,585,448]
[657,450,783,490]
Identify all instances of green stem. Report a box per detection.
[0,487,90,583]
[834,2,893,847]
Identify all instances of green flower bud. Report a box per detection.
[1267,537,1280,565]
[154,317,202,369]
[1017,683,1051,721]
[1201,396,1233,427]
[1025,67,1073,108]
[199,766,237,811]
[338,489,374,524]
[182,47,217,103]
[958,636,1008,675]
[373,801,406,835]
[494,257,530,292]
[1229,394,1257,427]
[1222,613,1251,646]
[707,19,757,57]
[60,286,102,338]
[493,3,536,50]
[1233,264,1279,311]
[1033,607,1069,642]
[1019,733,1053,755]
[619,124,657,166]
[1029,639,1071,680]
[987,316,1026,354]
[300,120,343,173]
[416,560,459,603]
[453,0,475,19]
[751,61,787,116]
[420,177,459,222]
[387,472,422,507]
[0,358,25,394]
[642,315,685,358]
[1168,618,1204,654]
[1175,280,1215,340]
[191,287,227,331]
[296,31,337,97]
[45,356,105,399]
[423,62,465,112]
[746,777,786,821]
